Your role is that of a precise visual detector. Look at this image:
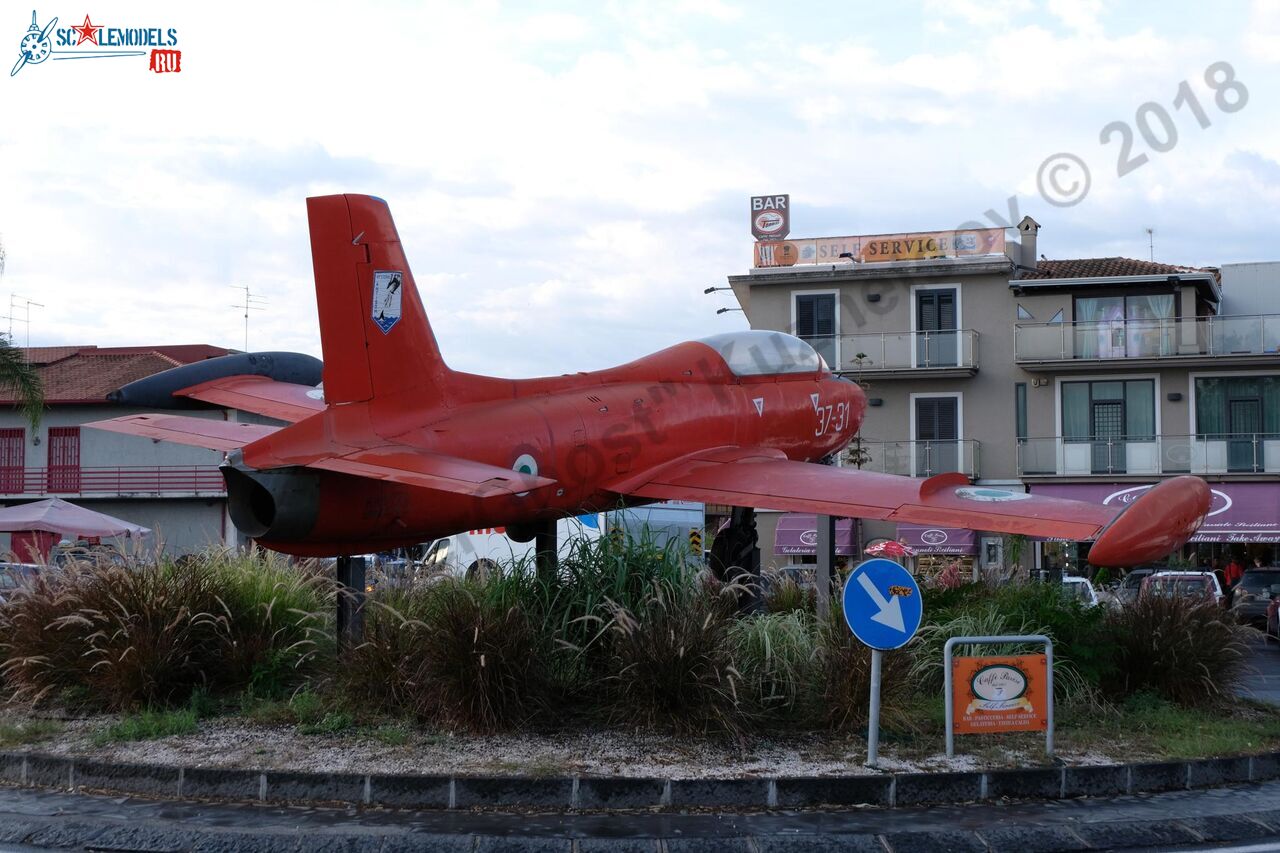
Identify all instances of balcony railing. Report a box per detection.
[0,466,227,496]
[1017,434,1280,476]
[800,330,979,374]
[1015,314,1280,363]
[847,439,980,478]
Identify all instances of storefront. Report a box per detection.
[1030,482,1280,567]
[896,524,978,579]
[773,514,858,562]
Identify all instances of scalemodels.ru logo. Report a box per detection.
[10,10,181,76]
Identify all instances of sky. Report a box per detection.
[2,0,1279,377]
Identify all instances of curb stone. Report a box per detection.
[0,748,1276,812]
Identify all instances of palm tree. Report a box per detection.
[0,337,43,430]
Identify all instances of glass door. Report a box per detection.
[1091,399,1125,474]
[1227,397,1262,472]
[916,288,957,366]
[795,294,837,368]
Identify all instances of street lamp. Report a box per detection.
[704,286,733,294]
[716,307,743,315]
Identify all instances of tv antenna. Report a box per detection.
[2,294,43,348]
[230,284,267,352]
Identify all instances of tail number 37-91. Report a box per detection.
[815,401,851,437]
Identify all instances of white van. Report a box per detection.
[419,501,705,580]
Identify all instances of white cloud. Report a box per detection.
[0,1,1271,379]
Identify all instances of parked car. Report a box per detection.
[1111,567,1157,608]
[0,563,41,603]
[1062,575,1099,607]
[1231,568,1280,629]
[1141,571,1225,606]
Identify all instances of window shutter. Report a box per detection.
[796,296,816,337]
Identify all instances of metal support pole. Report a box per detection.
[816,514,835,620]
[944,641,955,758]
[336,555,366,649]
[534,520,557,581]
[866,649,883,768]
[944,634,1054,759]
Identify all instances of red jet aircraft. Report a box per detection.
[89,194,1210,566]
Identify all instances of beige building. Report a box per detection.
[728,218,1280,575]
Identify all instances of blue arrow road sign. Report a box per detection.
[842,558,923,650]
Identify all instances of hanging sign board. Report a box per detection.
[750,195,790,241]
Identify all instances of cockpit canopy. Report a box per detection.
[697,330,826,377]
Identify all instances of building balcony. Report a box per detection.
[802,330,979,378]
[847,439,980,478]
[0,466,227,498]
[1015,314,1280,370]
[1017,434,1280,477]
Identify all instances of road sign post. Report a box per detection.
[842,558,924,768]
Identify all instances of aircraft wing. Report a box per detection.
[175,376,325,423]
[611,451,1209,567]
[86,414,280,452]
[87,416,556,498]
[308,446,556,498]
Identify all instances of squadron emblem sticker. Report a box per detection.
[372,270,404,334]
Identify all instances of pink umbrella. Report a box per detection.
[864,539,917,558]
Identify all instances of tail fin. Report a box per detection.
[307,194,450,406]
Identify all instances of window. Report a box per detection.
[1017,304,1034,320]
[0,429,23,493]
[914,396,959,476]
[47,427,80,493]
[1062,380,1154,474]
[1195,376,1280,471]
[1074,294,1176,358]
[915,287,957,366]
[1015,384,1027,442]
[793,293,836,368]
[1048,309,1064,324]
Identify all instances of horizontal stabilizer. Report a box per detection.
[308,446,556,498]
[176,376,325,423]
[86,414,279,452]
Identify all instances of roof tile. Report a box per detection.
[0,344,231,405]
[1020,257,1219,281]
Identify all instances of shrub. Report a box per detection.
[910,581,1115,706]
[603,581,744,735]
[817,609,914,732]
[208,548,330,699]
[1103,594,1250,705]
[0,561,226,710]
[762,573,815,615]
[909,607,1044,694]
[730,611,818,723]
[0,551,331,711]
[419,581,551,732]
[337,578,551,732]
[336,591,433,719]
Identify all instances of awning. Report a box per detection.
[1031,482,1280,544]
[896,524,978,554]
[774,514,857,555]
[0,497,150,540]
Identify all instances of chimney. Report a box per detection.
[1018,216,1041,270]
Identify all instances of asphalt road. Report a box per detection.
[0,777,1274,851]
[1237,636,1280,706]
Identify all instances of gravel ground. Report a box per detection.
[0,711,1137,778]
